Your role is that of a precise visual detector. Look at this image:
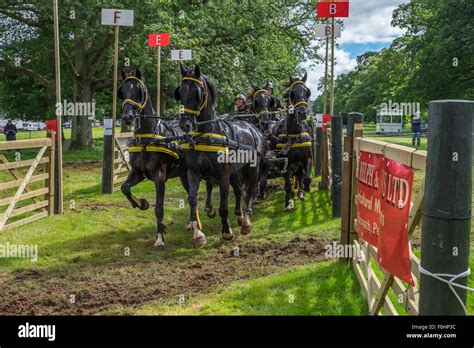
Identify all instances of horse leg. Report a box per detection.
[219,173,234,241]
[303,157,312,192]
[230,174,243,225]
[205,180,216,218]
[187,170,206,247]
[153,168,167,249]
[297,168,305,201]
[241,166,258,235]
[121,168,148,210]
[284,170,294,211]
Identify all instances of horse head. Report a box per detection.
[284,72,311,131]
[118,68,153,127]
[248,85,275,134]
[174,64,217,133]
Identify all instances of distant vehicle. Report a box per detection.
[24,122,39,131]
[0,123,4,133]
[14,120,25,131]
[376,109,403,135]
[38,122,46,130]
[63,121,72,129]
[420,120,428,134]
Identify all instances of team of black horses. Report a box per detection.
[118,64,313,248]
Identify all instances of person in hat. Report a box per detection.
[234,93,247,114]
[3,119,18,141]
[265,81,284,120]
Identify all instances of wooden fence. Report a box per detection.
[338,123,427,315]
[113,132,133,192]
[0,132,55,232]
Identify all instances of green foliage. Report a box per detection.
[0,0,320,123]
[325,0,473,119]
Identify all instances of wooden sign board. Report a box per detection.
[317,0,349,18]
[315,24,341,38]
[171,50,192,61]
[148,33,170,47]
[101,9,134,26]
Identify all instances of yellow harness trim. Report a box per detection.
[135,134,167,139]
[181,77,209,116]
[182,131,230,153]
[182,143,229,153]
[189,131,227,139]
[292,100,309,108]
[129,145,180,159]
[278,132,310,138]
[123,76,148,110]
[276,141,312,149]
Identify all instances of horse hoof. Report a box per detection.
[185,222,193,232]
[154,243,165,250]
[222,228,234,241]
[298,192,305,201]
[139,199,150,211]
[241,224,252,235]
[205,207,216,218]
[237,215,244,226]
[193,235,207,248]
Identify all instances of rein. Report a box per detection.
[287,80,309,109]
[179,77,209,116]
[123,76,149,110]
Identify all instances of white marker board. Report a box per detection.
[101,9,134,26]
[171,50,192,61]
[315,24,341,38]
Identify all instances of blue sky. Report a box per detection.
[340,42,392,60]
[304,0,410,98]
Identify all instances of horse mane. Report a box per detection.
[246,85,264,101]
[202,75,218,105]
[283,77,302,102]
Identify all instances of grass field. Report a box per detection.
[0,123,472,315]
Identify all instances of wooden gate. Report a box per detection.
[342,124,427,315]
[0,132,55,232]
[113,132,133,192]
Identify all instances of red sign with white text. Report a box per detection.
[317,0,350,18]
[377,158,414,286]
[356,151,414,286]
[148,33,170,47]
[356,151,383,247]
[322,113,331,131]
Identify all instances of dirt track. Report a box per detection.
[0,236,326,315]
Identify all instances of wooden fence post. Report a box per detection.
[320,127,329,190]
[419,100,473,315]
[315,126,322,177]
[349,121,363,244]
[331,115,342,217]
[341,113,364,252]
[47,131,56,216]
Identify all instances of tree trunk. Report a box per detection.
[69,81,94,150]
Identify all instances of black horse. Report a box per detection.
[271,72,313,211]
[118,68,194,249]
[174,64,266,247]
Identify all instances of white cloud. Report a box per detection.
[340,0,409,44]
[302,0,409,99]
[303,46,357,100]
